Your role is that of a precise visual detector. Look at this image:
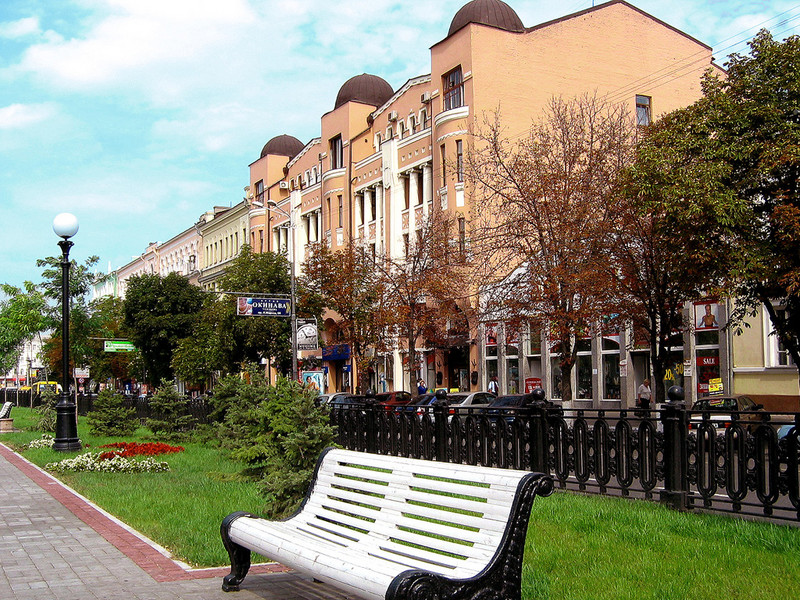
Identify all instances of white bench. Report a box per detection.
[220,447,553,600]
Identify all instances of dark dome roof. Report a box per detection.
[334,73,394,110]
[260,134,305,159]
[448,0,525,36]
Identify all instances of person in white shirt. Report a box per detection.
[636,379,652,409]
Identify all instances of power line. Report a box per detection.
[501,3,800,143]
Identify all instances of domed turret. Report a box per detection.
[260,134,305,159]
[448,0,525,37]
[334,73,394,110]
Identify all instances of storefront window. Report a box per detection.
[528,328,541,356]
[696,349,720,397]
[506,358,519,394]
[485,359,498,388]
[577,355,593,399]
[662,352,685,391]
[505,325,519,357]
[550,357,562,399]
[603,354,620,399]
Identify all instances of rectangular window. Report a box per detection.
[636,95,651,126]
[259,230,264,252]
[255,180,264,205]
[326,197,331,229]
[440,144,446,180]
[403,233,409,256]
[458,216,466,255]
[403,174,410,210]
[370,194,377,222]
[769,308,795,366]
[421,109,428,129]
[330,135,343,169]
[456,139,464,182]
[443,66,464,111]
[337,195,343,228]
[358,194,365,225]
[416,171,424,205]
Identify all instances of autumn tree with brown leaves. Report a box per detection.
[466,95,636,402]
[375,211,467,392]
[301,240,391,394]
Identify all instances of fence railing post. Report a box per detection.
[528,388,549,473]
[660,386,689,511]
[433,389,449,462]
[364,390,377,454]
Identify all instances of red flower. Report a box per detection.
[98,442,184,461]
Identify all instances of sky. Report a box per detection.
[1,0,799,292]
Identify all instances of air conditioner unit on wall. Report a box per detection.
[420,92,432,104]
[279,181,289,189]
[388,110,398,121]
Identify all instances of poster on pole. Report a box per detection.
[301,371,324,393]
[236,297,291,317]
[297,318,319,351]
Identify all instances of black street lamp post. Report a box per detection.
[53,213,81,452]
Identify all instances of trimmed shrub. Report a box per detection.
[87,388,138,436]
[146,381,196,441]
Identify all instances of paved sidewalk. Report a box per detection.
[0,443,353,600]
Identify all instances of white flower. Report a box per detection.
[45,452,170,474]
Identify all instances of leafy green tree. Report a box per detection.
[123,273,204,384]
[700,31,800,377]
[36,254,105,378]
[174,246,315,381]
[0,282,51,378]
[614,103,745,402]
[629,30,800,387]
[87,388,137,436]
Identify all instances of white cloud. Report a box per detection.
[0,103,58,129]
[0,17,41,39]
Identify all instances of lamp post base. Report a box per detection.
[54,395,81,452]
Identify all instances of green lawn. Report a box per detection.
[4,407,800,599]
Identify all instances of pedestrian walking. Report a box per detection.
[637,379,652,410]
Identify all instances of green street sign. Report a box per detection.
[104,340,137,353]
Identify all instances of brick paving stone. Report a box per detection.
[0,443,357,600]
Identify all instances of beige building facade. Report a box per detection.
[251,0,736,399]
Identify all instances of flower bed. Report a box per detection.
[46,452,170,473]
[98,441,184,460]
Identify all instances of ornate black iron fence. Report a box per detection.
[330,401,800,523]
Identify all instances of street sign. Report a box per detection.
[104,340,137,353]
[237,297,291,317]
[74,367,90,378]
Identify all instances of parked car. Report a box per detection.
[778,424,797,440]
[690,395,771,432]
[448,391,496,411]
[375,391,413,410]
[487,393,535,421]
[328,393,365,408]
[411,391,496,417]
